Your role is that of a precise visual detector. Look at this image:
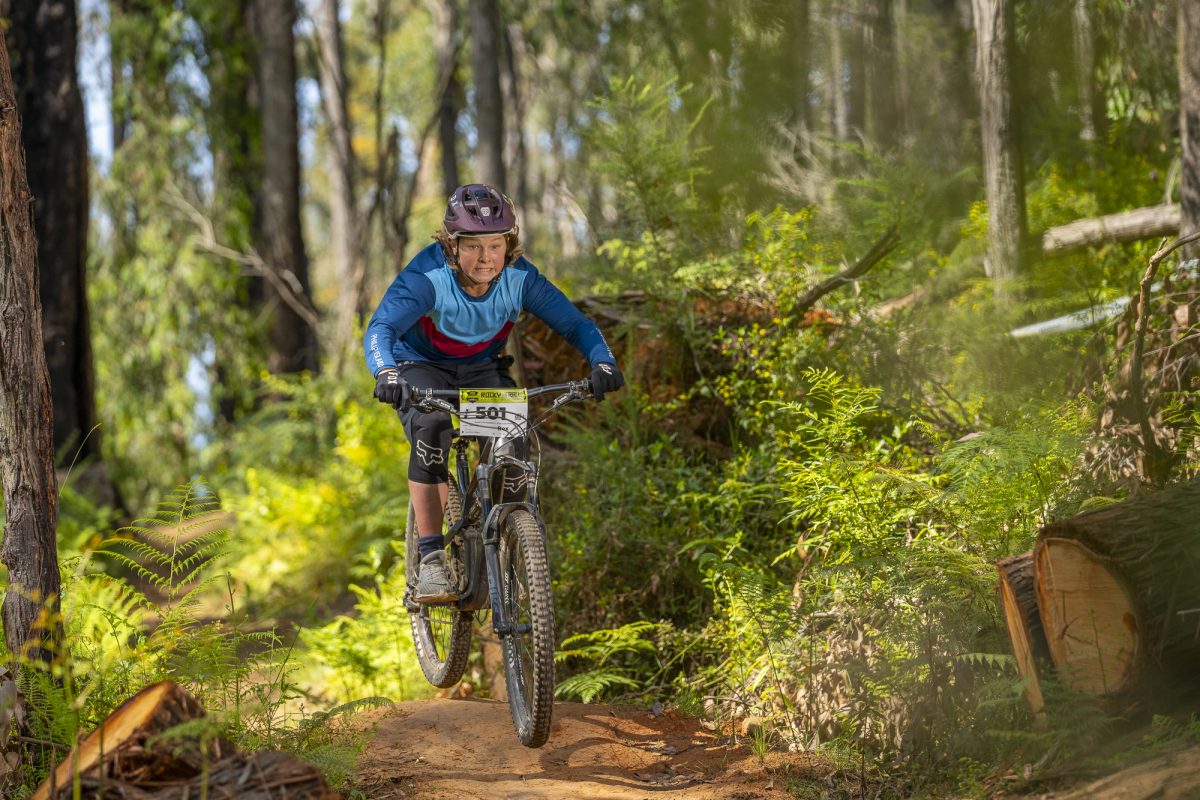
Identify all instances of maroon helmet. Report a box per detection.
[443,184,517,237]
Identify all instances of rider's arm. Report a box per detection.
[519,260,616,367]
[363,268,436,375]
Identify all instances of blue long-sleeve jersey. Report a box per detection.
[364,243,615,375]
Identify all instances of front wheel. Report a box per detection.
[406,479,473,688]
[499,509,555,747]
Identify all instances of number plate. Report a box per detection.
[459,388,529,438]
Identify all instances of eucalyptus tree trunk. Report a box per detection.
[502,24,528,213]
[255,0,319,373]
[846,1,866,138]
[435,0,462,196]
[0,36,62,672]
[1181,0,1200,258]
[1073,0,1098,145]
[316,0,364,364]
[830,2,849,145]
[972,0,1027,288]
[790,0,811,159]
[469,0,506,189]
[865,0,900,149]
[2,0,98,463]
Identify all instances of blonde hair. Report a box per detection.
[434,225,525,266]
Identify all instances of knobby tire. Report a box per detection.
[499,509,555,748]
[407,478,472,688]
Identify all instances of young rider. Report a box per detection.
[365,184,624,603]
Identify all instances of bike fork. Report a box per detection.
[482,502,537,637]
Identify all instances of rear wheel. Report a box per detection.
[498,509,555,747]
[407,478,473,688]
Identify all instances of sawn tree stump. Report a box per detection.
[997,552,1050,717]
[1033,478,1200,697]
[33,680,338,799]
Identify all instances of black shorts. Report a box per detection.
[396,357,517,484]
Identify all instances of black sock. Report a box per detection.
[417,534,444,561]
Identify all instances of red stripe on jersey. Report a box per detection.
[419,316,514,357]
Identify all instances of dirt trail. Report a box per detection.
[353,698,839,800]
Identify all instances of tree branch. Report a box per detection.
[165,184,321,332]
[792,224,900,315]
[389,40,464,257]
[1042,203,1181,255]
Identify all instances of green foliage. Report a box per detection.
[205,370,410,618]
[13,485,381,795]
[587,76,722,292]
[555,621,666,703]
[298,543,429,705]
[542,399,717,632]
[59,0,1195,793]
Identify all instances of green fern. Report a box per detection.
[556,669,643,703]
[555,621,668,702]
[93,482,230,609]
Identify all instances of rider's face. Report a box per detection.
[455,235,508,284]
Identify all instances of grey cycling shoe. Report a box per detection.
[414,550,457,603]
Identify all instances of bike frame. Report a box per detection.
[407,380,590,637]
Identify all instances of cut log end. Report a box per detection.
[1034,537,1141,696]
[32,681,221,800]
[997,552,1048,716]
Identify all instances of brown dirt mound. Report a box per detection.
[353,698,845,799]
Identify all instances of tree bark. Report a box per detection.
[1181,0,1200,258]
[865,0,900,149]
[2,0,97,462]
[316,0,363,366]
[254,0,319,374]
[790,0,811,160]
[846,1,866,139]
[0,35,61,671]
[829,2,849,145]
[501,23,528,212]
[972,0,1027,288]
[435,0,462,196]
[469,0,505,189]
[997,553,1048,719]
[1042,203,1182,255]
[1073,0,1098,145]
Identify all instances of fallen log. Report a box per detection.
[997,552,1049,717]
[33,680,338,800]
[65,751,338,800]
[1033,478,1200,697]
[33,681,224,800]
[1041,203,1181,255]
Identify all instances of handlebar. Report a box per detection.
[411,378,592,402]
[404,378,594,420]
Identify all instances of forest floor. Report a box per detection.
[349,698,1200,800]
[351,697,866,799]
[1020,742,1200,800]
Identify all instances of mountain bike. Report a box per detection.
[401,377,593,748]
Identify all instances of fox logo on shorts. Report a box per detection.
[416,440,445,467]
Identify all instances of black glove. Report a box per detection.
[590,362,624,401]
[373,369,410,409]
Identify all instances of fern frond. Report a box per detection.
[556,669,641,703]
